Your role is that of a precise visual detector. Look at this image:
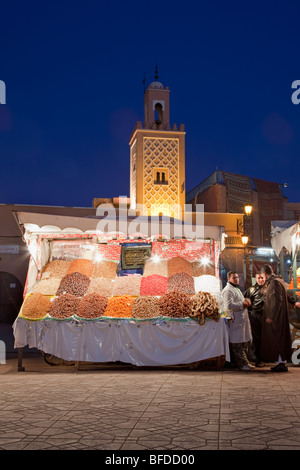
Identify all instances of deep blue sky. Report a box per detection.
[1,0,300,207]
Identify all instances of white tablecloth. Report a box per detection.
[13,317,230,366]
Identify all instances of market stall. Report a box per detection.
[13,211,230,370]
[271,221,300,336]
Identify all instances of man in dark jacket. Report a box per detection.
[260,264,300,372]
[244,273,267,367]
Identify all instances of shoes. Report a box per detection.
[255,360,265,367]
[240,364,252,371]
[270,363,288,372]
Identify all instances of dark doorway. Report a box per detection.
[0,272,23,323]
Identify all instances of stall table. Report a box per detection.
[13,316,230,371]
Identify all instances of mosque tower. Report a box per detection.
[129,67,185,218]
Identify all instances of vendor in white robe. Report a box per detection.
[222,271,253,371]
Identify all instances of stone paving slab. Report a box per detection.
[0,353,300,451]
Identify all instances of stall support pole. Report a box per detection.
[17,347,25,371]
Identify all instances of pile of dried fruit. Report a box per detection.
[159,290,192,318]
[132,296,161,319]
[168,256,192,277]
[103,295,134,318]
[66,258,94,277]
[140,275,168,296]
[20,293,51,320]
[48,293,80,319]
[112,275,141,296]
[56,272,90,297]
[32,278,61,295]
[76,293,107,319]
[167,272,195,295]
[87,277,113,297]
[143,259,168,277]
[189,291,220,324]
[41,260,71,279]
[92,260,117,279]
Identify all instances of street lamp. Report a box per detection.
[242,235,251,289]
[244,204,253,217]
[242,235,249,245]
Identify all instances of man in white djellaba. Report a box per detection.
[222,271,254,371]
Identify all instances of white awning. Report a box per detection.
[13,211,225,244]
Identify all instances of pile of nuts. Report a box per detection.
[41,260,71,279]
[167,272,195,295]
[132,296,161,319]
[112,275,141,296]
[168,256,193,277]
[56,272,90,297]
[159,290,192,318]
[48,293,80,319]
[32,278,61,295]
[143,259,168,277]
[21,293,52,320]
[66,259,94,277]
[87,277,113,297]
[92,260,117,279]
[76,293,108,319]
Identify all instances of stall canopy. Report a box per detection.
[270,220,299,257]
[13,211,226,245]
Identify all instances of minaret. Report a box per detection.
[129,68,185,219]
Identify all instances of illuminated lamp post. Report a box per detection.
[242,235,251,290]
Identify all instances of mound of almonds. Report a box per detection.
[76,293,108,319]
[56,272,90,297]
[48,293,80,319]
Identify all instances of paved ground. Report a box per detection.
[1,322,300,452]
[1,351,300,451]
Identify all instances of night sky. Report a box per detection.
[1,0,300,208]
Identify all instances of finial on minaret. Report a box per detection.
[154,64,159,81]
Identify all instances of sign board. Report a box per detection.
[121,244,152,269]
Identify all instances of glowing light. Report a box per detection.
[242,236,249,245]
[200,256,210,265]
[244,205,253,216]
[151,254,161,263]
